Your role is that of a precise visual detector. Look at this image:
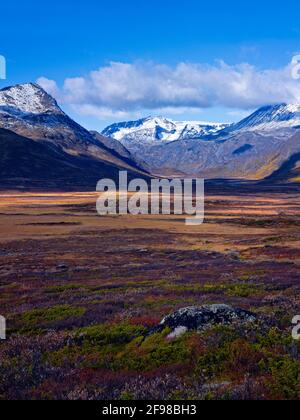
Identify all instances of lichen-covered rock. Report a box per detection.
[159,304,256,334]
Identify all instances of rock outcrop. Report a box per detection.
[158,304,256,336]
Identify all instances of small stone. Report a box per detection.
[167,326,188,339]
[228,251,240,260]
[57,264,69,272]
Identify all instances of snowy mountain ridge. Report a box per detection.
[102,104,300,180]
[229,103,300,132]
[102,116,230,144]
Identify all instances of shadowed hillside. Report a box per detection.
[263,152,300,184]
[0,128,149,190]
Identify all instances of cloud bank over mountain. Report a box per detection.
[37,59,300,119]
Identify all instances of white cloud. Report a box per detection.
[36,77,60,99]
[37,59,300,119]
[71,104,140,120]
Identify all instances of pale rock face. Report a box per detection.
[167,326,188,340]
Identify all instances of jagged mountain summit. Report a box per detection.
[102,116,230,145]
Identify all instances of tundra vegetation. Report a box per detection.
[0,191,299,400]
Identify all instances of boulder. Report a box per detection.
[159,304,256,335]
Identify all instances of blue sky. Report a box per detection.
[1,0,300,130]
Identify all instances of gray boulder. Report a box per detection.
[159,304,256,335]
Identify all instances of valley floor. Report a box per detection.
[0,190,300,400]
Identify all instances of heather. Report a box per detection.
[0,192,300,400]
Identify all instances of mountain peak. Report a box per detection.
[232,103,300,132]
[102,116,230,144]
[0,82,63,115]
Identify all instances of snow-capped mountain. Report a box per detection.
[102,104,300,181]
[0,83,63,116]
[0,83,95,152]
[0,83,104,156]
[1,82,299,183]
[102,116,230,145]
[225,104,300,133]
[0,83,148,177]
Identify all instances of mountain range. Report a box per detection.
[102,117,229,145]
[0,82,299,189]
[102,105,300,182]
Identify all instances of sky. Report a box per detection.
[1,0,300,131]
